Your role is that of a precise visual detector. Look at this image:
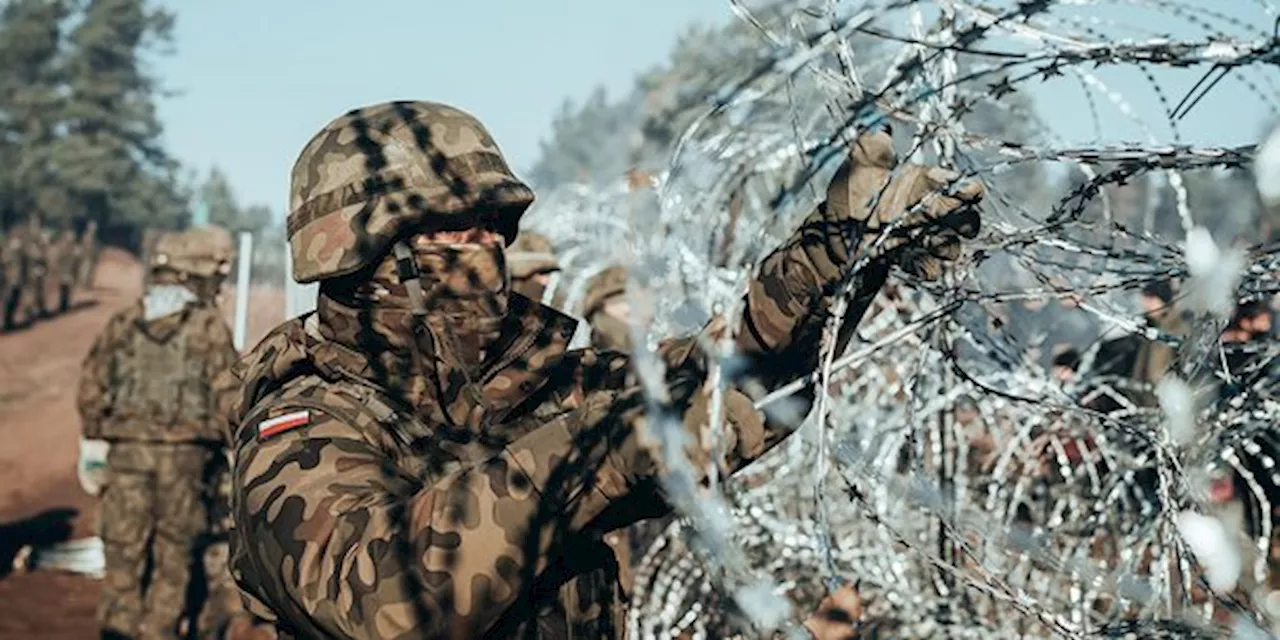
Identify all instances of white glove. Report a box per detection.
[77,439,110,496]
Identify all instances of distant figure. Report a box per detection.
[0,230,23,330]
[24,218,51,319]
[582,265,631,352]
[79,219,100,289]
[52,226,80,314]
[77,226,238,640]
[506,229,563,306]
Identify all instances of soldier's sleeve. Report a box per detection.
[635,229,891,484]
[77,309,132,439]
[236,397,638,639]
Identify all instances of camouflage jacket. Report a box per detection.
[79,300,239,444]
[51,232,81,284]
[217,233,889,639]
[0,234,21,293]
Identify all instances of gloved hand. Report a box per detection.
[804,129,985,280]
[77,438,110,496]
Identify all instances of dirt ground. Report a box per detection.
[0,248,286,639]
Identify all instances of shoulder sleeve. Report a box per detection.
[234,393,632,639]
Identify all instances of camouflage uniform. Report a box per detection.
[25,223,50,319]
[78,227,239,639]
[0,231,23,330]
[507,230,564,307]
[582,266,630,353]
[215,102,983,639]
[80,220,101,289]
[52,227,81,314]
[579,265,637,585]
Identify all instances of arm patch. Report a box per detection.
[257,410,311,441]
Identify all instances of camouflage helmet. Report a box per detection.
[507,230,559,279]
[582,265,628,318]
[151,225,235,278]
[287,100,535,284]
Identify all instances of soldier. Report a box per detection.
[0,229,22,330]
[24,217,51,320]
[80,219,101,289]
[506,229,563,306]
[581,265,631,352]
[52,225,81,314]
[1093,280,1183,384]
[77,225,239,640]
[214,101,983,638]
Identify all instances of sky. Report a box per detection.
[151,0,731,213]
[151,1,1278,216]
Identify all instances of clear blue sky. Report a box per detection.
[151,1,1277,215]
[151,1,731,212]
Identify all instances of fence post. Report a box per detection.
[233,231,253,350]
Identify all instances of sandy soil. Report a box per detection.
[0,249,287,639]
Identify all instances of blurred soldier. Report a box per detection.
[24,217,51,319]
[214,101,983,638]
[1,230,22,330]
[1222,299,1273,389]
[1093,280,1184,384]
[52,226,81,314]
[80,219,101,289]
[581,265,631,352]
[77,225,239,640]
[506,229,564,306]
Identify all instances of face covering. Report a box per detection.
[142,283,198,321]
[365,239,510,376]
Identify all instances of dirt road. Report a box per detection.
[0,249,285,639]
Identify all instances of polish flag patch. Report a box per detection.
[257,410,311,440]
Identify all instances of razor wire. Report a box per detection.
[521,0,1280,637]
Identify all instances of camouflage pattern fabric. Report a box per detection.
[79,301,239,443]
[52,229,80,313]
[219,106,984,639]
[154,225,235,279]
[286,101,535,283]
[0,232,22,329]
[98,441,218,638]
[78,294,239,638]
[507,231,562,305]
[583,266,631,352]
[25,226,50,319]
[79,220,99,288]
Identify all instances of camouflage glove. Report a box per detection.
[805,129,984,281]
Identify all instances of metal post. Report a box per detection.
[233,231,252,350]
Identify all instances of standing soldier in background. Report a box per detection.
[215,101,983,638]
[52,225,81,314]
[77,225,239,640]
[24,216,51,320]
[581,265,632,352]
[80,219,101,289]
[506,229,565,306]
[1,230,22,330]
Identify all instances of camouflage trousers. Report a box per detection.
[98,442,217,639]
